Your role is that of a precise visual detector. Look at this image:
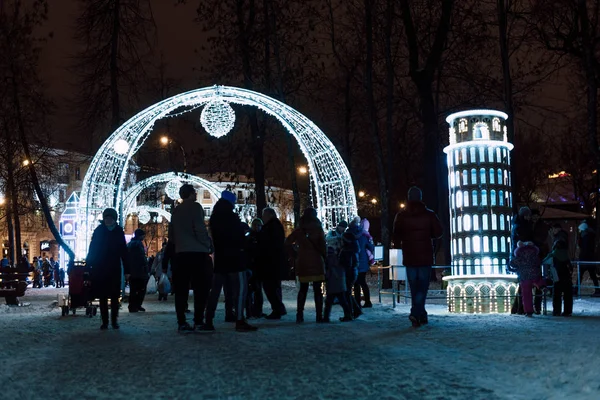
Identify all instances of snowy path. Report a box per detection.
[2,285,600,400]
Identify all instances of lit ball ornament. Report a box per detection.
[165,179,182,200]
[137,210,151,224]
[200,99,236,138]
[113,139,130,155]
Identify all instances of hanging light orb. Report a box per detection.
[200,99,236,138]
[165,179,182,200]
[138,210,151,224]
[113,139,130,155]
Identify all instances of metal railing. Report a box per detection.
[377,265,451,308]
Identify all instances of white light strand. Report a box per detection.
[200,98,236,138]
[137,209,151,224]
[165,179,182,200]
[80,85,358,256]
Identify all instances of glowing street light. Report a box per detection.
[0,197,5,206]
[371,198,377,204]
[160,136,170,145]
[400,203,405,209]
[22,159,30,166]
[298,166,308,175]
[358,191,365,198]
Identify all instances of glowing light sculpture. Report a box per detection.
[442,110,518,313]
[165,179,183,200]
[200,98,236,138]
[80,85,357,254]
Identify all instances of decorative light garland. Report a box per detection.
[137,209,151,224]
[165,179,182,200]
[200,98,236,138]
[80,85,358,256]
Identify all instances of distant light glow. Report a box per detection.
[165,179,182,200]
[137,209,151,224]
[22,159,30,166]
[200,98,236,138]
[298,166,308,175]
[160,136,169,145]
[358,191,365,198]
[371,198,377,204]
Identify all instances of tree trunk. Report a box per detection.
[6,200,15,265]
[383,0,395,251]
[6,160,21,263]
[110,0,121,133]
[365,0,391,284]
[10,74,76,265]
[497,0,518,214]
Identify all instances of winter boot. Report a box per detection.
[314,285,324,323]
[323,299,332,323]
[296,291,307,323]
[235,319,258,332]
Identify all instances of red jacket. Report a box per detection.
[392,201,443,267]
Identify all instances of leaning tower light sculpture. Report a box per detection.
[442,110,518,313]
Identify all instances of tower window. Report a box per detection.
[490,190,496,206]
[498,169,503,185]
[488,147,495,163]
[463,191,469,207]
[499,214,505,230]
[472,190,478,206]
[499,190,504,206]
[491,214,498,230]
[483,236,490,252]
[464,214,471,231]
[483,215,489,230]
[456,191,463,208]
[461,148,467,164]
[490,168,495,184]
[473,236,481,252]
[471,169,477,184]
[473,215,479,230]
[479,147,486,162]
[470,147,476,163]
[481,190,488,206]
[496,147,502,161]
[462,170,468,185]
[465,237,471,254]
[480,168,487,184]
[492,236,498,252]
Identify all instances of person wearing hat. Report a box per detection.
[392,186,443,328]
[86,208,130,330]
[325,220,348,254]
[127,229,149,312]
[206,190,258,332]
[168,184,214,332]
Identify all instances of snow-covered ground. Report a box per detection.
[2,280,600,400]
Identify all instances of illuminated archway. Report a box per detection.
[80,85,357,249]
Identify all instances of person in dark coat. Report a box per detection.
[206,191,257,332]
[508,241,546,317]
[349,218,375,309]
[324,247,352,322]
[542,240,573,316]
[285,207,326,323]
[339,231,361,318]
[245,218,264,318]
[127,229,149,312]
[86,208,130,330]
[257,207,288,319]
[392,186,443,328]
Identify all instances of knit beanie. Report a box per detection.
[408,186,422,202]
[102,208,118,220]
[518,206,532,218]
[221,190,236,205]
[133,229,145,239]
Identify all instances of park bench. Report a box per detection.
[0,267,29,305]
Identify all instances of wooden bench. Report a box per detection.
[0,268,29,305]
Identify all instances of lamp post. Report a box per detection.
[160,136,187,173]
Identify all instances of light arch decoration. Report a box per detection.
[80,85,357,247]
[121,172,222,217]
[127,206,173,223]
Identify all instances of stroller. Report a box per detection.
[61,261,97,317]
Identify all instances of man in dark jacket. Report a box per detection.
[206,191,257,332]
[392,186,443,328]
[257,207,287,319]
[87,208,130,330]
[127,229,148,312]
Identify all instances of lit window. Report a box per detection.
[461,148,467,164]
[490,190,496,206]
[471,168,477,184]
[479,147,486,162]
[464,214,471,231]
[491,214,498,230]
[459,118,468,133]
[499,214,505,230]
[458,238,463,254]
[499,190,504,206]
[490,168,495,184]
[474,258,481,270]
[509,192,512,207]
[472,190,478,206]
[473,123,490,140]
[458,216,462,232]
[203,190,211,200]
[466,258,473,275]
[451,192,455,208]
[483,215,489,230]
[492,236,498,252]
[465,237,471,253]
[455,171,460,187]
[496,147,502,161]
[462,170,468,185]
[503,148,507,158]
[463,191,469,207]
[480,168,486,184]
[473,215,479,230]
[501,237,506,252]
[454,150,459,165]
[473,235,481,252]
[492,118,501,131]
[450,172,455,188]
[504,170,508,185]
[448,154,453,168]
[483,236,490,252]
[453,239,457,255]
[488,147,494,163]
[457,191,463,208]
[470,147,476,163]
[498,169,503,185]
[481,189,487,206]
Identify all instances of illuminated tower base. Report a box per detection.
[442,109,517,313]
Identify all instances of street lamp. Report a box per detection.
[22,159,30,167]
[400,203,405,209]
[358,191,365,198]
[160,135,187,173]
[371,198,377,204]
[298,166,308,175]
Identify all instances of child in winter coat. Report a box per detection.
[508,241,546,317]
[324,247,353,322]
[542,240,573,316]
